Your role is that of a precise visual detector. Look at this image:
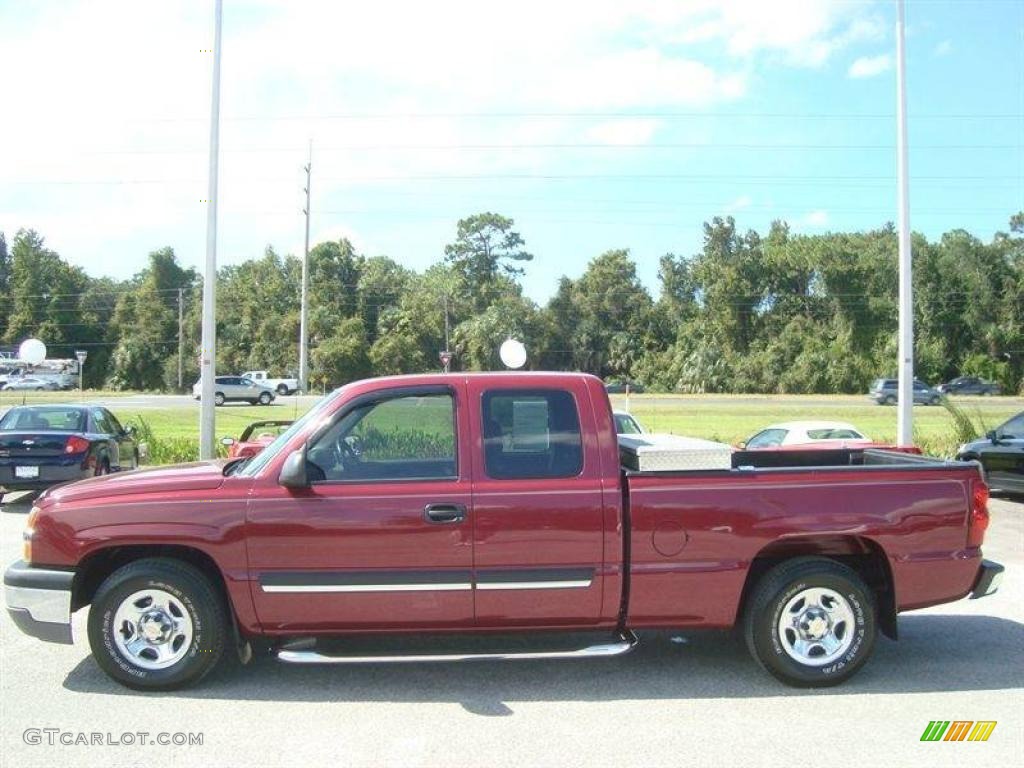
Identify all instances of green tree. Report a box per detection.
[444,213,532,310]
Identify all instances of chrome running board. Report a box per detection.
[275,630,638,665]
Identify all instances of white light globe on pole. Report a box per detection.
[499,338,527,369]
[19,338,47,365]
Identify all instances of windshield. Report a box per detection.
[237,392,339,477]
[614,413,643,434]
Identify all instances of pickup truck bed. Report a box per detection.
[4,372,1003,691]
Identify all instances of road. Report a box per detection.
[0,493,1021,768]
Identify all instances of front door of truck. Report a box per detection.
[466,379,606,627]
[246,384,474,631]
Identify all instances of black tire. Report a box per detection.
[214,392,225,406]
[929,396,940,405]
[87,558,228,691]
[744,557,876,687]
[94,456,110,477]
[276,383,288,395]
[883,395,896,405]
[258,391,272,405]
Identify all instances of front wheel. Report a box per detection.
[744,557,876,687]
[87,558,228,690]
[258,391,272,405]
[214,392,225,406]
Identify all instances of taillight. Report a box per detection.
[968,480,989,548]
[64,435,90,454]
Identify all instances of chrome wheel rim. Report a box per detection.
[112,589,193,670]
[778,587,855,666]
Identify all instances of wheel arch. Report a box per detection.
[72,544,230,615]
[739,535,897,640]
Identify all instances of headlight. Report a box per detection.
[22,506,40,562]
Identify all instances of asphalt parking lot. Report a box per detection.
[1,492,1021,768]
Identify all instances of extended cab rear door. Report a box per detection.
[466,377,608,627]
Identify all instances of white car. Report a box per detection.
[1,377,60,391]
[241,370,299,396]
[744,421,871,449]
[613,410,645,435]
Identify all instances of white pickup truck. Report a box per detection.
[240,370,299,396]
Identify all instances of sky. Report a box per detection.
[1,0,1022,303]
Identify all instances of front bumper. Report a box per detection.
[970,559,1004,599]
[3,560,75,644]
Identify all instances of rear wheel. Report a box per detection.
[258,391,272,405]
[744,557,876,687]
[87,558,228,690]
[214,392,225,406]
[276,383,288,395]
[94,457,110,476]
[929,395,940,405]
[883,395,896,405]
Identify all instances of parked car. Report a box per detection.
[241,371,299,396]
[957,411,1024,494]
[221,420,294,459]
[4,372,1002,691]
[869,378,942,405]
[937,376,1002,396]
[0,405,138,501]
[192,376,276,406]
[613,410,645,435]
[605,380,645,394]
[744,421,870,449]
[1,377,61,392]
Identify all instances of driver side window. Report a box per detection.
[307,393,456,482]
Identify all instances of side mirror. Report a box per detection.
[737,441,747,450]
[220,436,235,446]
[124,425,137,437]
[986,430,998,443]
[279,447,309,488]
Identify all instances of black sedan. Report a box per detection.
[957,411,1024,495]
[0,405,139,501]
[937,376,1002,396]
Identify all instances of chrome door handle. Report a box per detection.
[423,503,466,524]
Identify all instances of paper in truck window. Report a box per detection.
[510,399,549,452]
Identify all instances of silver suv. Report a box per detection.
[868,378,942,406]
[192,376,276,406]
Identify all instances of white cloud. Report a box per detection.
[725,195,753,213]
[934,40,953,57]
[848,54,892,78]
[802,210,830,227]
[585,119,662,146]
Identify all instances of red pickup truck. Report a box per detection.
[4,372,1003,691]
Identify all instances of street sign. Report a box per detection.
[439,350,453,372]
[75,350,87,365]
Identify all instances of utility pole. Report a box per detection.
[177,287,184,390]
[298,140,311,393]
[441,294,451,373]
[199,0,222,460]
[895,0,914,446]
